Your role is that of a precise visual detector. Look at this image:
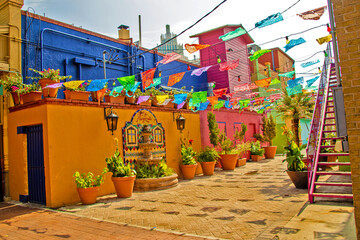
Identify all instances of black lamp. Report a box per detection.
[104,107,119,135]
[173,112,186,132]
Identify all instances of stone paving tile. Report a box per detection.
[59,157,310,239]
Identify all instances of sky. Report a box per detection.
[22,0,330,83]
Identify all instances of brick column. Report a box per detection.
[332,0,360,237]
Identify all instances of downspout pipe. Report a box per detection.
[40,28,127,70]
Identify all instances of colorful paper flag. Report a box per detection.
[157,98,172,106]
[191,66,212,76]
[109,86,125,97]
[63,80,85,90]
[255,77,271,88]
[185,44,211,54]
[306,76,320,87]
[316,34,332,45]
[301,60,320,68]
[125,82,141,97]
[207,96,219,106]
[167,72,185,87]
[219,27,246,41]
[137,96,150,104]
[157,52,182,65]
[269,78,281,85]
[246,92,259,98]
[198,101,210,111]
[255,12,283,28]
[156,95,169,104]
[86,79,108,91]
[279,71,295,78]
[266,88,280,92]
[219,59,239,71]
[141,68,156,90]
[297,6,327,20]
[284,38,306,52]
[177,101,186,109]
[117,75,136,91]
[287,77,304,88]
[192,91,207,104]
[213,88,227,97]
[249,49,271,61]
[42,82,63,89]
[225,100,232,109]
[234,83,258,92]
[145,77,162,89]
[173,94,187,104]
[287,84,303,96]
[213,100,225,109]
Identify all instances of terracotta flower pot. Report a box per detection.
[180,164,197,179]
[243,150,251,160]
[200,161,216,176]
[104,95,125,104]
[111,176,136,198]
[219,154,238,170]
[91,91,105,103]
[264,146,277,159]
[39,78,59,98]
[236,158,247,167]
[286,171,308,189]
[64,90,90,101]
[76,186,99,205]
[11,92,23,105]
[251,155,262,162]
[22,91,42,104]
[125,96,136,104]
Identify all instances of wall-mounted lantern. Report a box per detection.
[104,107,118,135]
[173,112,186,132]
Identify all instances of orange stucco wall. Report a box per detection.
[8,101,202,208]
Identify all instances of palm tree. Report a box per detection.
[276,87,314,146]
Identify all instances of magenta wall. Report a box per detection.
[199,109,264,148]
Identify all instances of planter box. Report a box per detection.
[236,158,247,167]
[11,92,23,105]
[251,155,262,162]
[134,174,178,191]
[64,90,90,101]
[39,78,59,98]
[139,99,152,106]
[91,91,105,103]
[22,91,42,104]
[104,95,125,104]
[125,96,136,104]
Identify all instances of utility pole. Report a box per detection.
[138,15,142,47]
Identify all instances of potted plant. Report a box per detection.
[254,115,277,159]
[283,141,307,189]
[104,87,126,104]
[21,82,42,104]
[135,89,151,106]
[64,82,90,101]
[0,73,24,105]
[73,168,107,205]
[180,138,197,180]
[29,68,71,98]
[106,139,137,198]
[250,141,265,162]
[207,112,239,170]
[235,142,251,167]
[197,147,220,176]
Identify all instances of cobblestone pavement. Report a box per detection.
[59,157,310,239]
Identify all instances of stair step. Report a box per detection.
[312,193,353,199]
[326,111,335,114]
[323,130,337,133]
[320,145,335,148]
[328,100,334,103]
[319,152,349,157]
[322,137,343,140]
[316,171,351,176]
[315,182,352,187]
[325,117,335,120]
[324,124,336,126]
[317,162,350,166]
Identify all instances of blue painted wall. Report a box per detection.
[21,14,207,97]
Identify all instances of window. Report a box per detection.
[127,127,137,145]
[154,129,162,143]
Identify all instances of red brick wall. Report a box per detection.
[332,0,360,237]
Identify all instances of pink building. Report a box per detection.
[190,25,264,151]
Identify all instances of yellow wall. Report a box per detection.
[8,103,202,208]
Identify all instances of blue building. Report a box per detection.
[21,12,207,95]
